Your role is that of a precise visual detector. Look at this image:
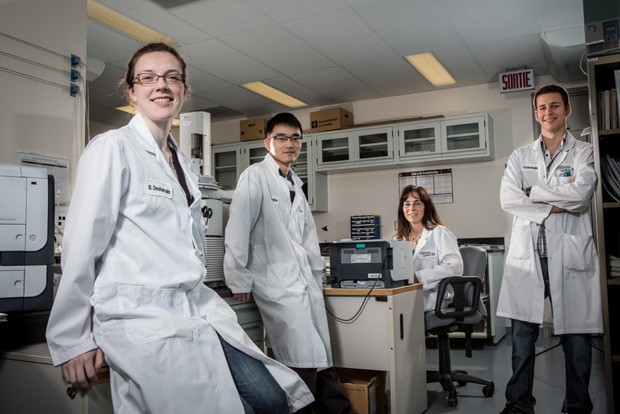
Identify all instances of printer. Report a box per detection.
[329,239,413,288]
[0,166,55,313]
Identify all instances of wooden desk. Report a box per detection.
[324,284,427,414]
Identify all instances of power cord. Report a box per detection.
[324,254,387,324]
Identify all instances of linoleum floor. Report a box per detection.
[421,330,607,414]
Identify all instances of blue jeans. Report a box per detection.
[218,336,289,414]
[505,319,593,414]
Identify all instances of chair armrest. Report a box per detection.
[434,276,483,320]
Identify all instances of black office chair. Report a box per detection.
[425,245,495,407]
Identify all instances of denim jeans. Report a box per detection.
[505,319,593,414]
[218,336,290,414]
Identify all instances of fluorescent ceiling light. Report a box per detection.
[242,82,306,108]
[116,106,180,126]
[405,53,456,87]
[87,0,174,44]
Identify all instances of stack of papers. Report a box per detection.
[608,255,620,278]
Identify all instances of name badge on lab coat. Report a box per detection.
[145,180,172,198]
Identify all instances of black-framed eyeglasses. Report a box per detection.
[270,133,303,143]
[133,72,184,85]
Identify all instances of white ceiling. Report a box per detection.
[87,0,588,124]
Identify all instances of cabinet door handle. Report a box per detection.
[66,386,77,400]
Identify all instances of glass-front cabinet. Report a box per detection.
[244,141,269,166]
[315,131,355,169]
[211,136,327,211]
[441,114,490,159]
[355,126,394,162]
[211,144,242,191]
[316,125,395,171]
[396,121,442,162]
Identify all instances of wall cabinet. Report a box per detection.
[211,137,327,212]
[314,113,493,173]
[440,114,491,159]
[396,114,492,164]
[588,53,620,414]
[315,125,395,171]
[396,120,442,162]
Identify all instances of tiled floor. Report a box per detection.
[421,330,607,414]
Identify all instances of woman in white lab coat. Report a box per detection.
[395,185,463,311]
[45,42,312,414]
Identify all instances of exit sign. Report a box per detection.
[499,69,534,93]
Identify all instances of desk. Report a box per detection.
[324,284,427,414]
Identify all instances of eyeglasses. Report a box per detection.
[133,72,184,85]
[404,201,424,209]
[270,134,303,143]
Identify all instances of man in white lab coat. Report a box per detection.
[497,84,603,414]
[224,113,350,414]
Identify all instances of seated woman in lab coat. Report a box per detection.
[45,42,313,414]
[395,185,463,311]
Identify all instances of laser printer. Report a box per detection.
[329,239,413,288]
[0,165,55,313]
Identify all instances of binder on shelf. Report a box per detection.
[615,70,620,127]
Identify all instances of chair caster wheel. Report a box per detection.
[447,394,458,407]
[482,382,495,397]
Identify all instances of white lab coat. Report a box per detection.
[497,132,603,334]
[46,114,313,413]
[399,225,463,312]
[224,154,332,369]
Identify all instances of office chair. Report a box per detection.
[425,245,495,407]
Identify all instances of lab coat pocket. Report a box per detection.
[508,222,532,261]
[563,234,596,274]
[117,285,195,345]
[261,262,304,301]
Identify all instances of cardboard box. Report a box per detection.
[336,368,386,414]
[310,107,353,133]
[240,118,267,141]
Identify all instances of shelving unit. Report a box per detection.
[587,52,620,414]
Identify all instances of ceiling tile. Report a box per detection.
[283,8,397,66]
[440,0,540,44]
[220,25,335,75]
[291,66,381,102]
[186,66,231,92]
[247,0,348,22]
[168,0,272,38]
[87,20,144,63]
[469,34,550,80]
[183,39,281,84]
[352,0,465,54]
[344,57,428,96]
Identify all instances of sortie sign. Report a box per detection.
[499,69,534,93]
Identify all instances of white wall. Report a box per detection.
[0,0,87,183]
[211,75,586,245]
